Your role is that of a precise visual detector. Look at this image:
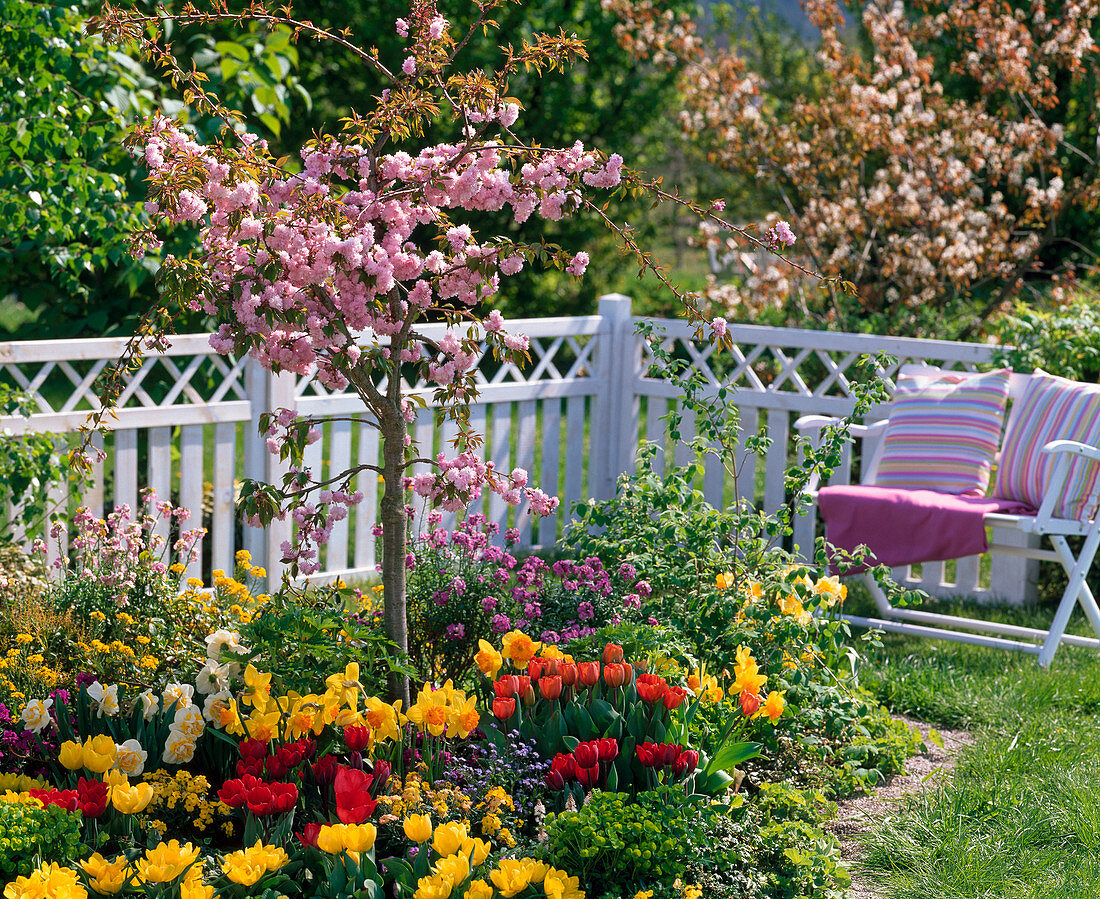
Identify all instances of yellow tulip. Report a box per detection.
[403,813,433,843]
[81,734,116,774]
[111,782,154,815]
[58,741,83,770]
[316,824,346,854]
[432,821,468,857]
[342,823,377,853]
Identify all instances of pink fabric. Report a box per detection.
[818,485,1035,573]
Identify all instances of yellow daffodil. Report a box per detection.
[500,631,540,667]
[407,685,451,738]
[447,692,480,739]
[474,640,502,679]
[731,646,768,695]
[757,690,787,722]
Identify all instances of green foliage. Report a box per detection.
[279,0,694,319]
[545,786,730,889]
[993,294,1100,382]
[241,583,405,697]
[0,386,86,540]
[0,0,306,340]
[0,799,86,878]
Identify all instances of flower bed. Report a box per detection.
[0,487,919,899]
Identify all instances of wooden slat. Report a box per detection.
[413,407,434,531]
[645,395,666,477]
[763,410,789,514]
[438,415,460,533]
[354,421,379,573]
[513,399,537,544]
[148,426,173,548]
[83,431,105,519]
[733,407,759,505]
[327,420,352,573]
[564,396,585,524]
[113,430,138,514]
[179,425,205,581]
[467,405,488,520]
[211,422,236,577]
[539,399,561,546]
[674,406,695,469]
[490,403,512,541]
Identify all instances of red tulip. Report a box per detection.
[740,689,761,717]
[551,752,577,781]
[539,675,563,700]
[493,696,516,720]
[658,743,681,767]
[575,764,600,788]
[573,740,599,769]
[344,725,371,752]
[674,749,700,776]
[528,658,545,680]
[597,738,619,762]
[602,643,624,665]
[334,765,376,823]
[635,672,668,704]
[297,822,322,848]
[494,676,519,698]
[662,686,688,710]
[217,777,249,808]
[312,754,338,785]
[370,759,392,796]
[560,662,578,687]
[636,742,659,768]
[76,778,108,818]
[577,662,600,687]
[603,662,629,688]
[545,769,566,791]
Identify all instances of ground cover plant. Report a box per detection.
[851,600,1100,898]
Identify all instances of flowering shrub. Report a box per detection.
[42,491,204,637]
[0,786,85,879]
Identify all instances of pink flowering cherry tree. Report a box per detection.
[92,0,811,700]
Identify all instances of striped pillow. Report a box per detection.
[874,368,1011,495]
[994,370,1100,520]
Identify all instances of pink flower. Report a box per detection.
[402,57,416,76]
[566,251,589,276]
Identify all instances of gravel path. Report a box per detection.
[825,716,974,899]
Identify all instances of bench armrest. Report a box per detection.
[1033,439,1100,523]
[1040,439,1100,465]
[793,415,889,439]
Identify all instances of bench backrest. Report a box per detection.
[863,364,1036,485]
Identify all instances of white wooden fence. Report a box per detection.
[0,295,1036,603]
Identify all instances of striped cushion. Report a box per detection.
[874,369,1011,495]
[994,370,1100,520]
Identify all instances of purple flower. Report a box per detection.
[490,613,512,633]
[446,623,466,641]
[481,596,498,613]
[577,601,595,621]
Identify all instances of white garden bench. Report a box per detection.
[796,365,1100,666]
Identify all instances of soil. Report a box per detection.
[824,716,974,899]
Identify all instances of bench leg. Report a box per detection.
[861,571,897,618]
[1038,527,1100,668]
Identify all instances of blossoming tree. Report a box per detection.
[607,0,1100,337]
[90,0,808,701]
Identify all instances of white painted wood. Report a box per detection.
[468,405,488,520]
[764,411,789,513]
[645,395,666,477]
[148,426,173,549]
[179,425,205,581]
[113,429,138,514]
[674,406,695,469]
[83,431,105,519]
[412,407,434,531]
[734,407,759,505]
[327,420,352,573]
[564,396,585,521]
[513,399,537,544]
[539,399,561,546]
[211,422,236,578]
[354,421,379,573]
[490,403,512,541]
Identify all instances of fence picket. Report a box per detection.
[179,425,204,581]
[490,403,512,540]
[149,426,172,546]
[514,400,537,544]
[763,410,789,513]
[211,422,236,577]
[114,430,138,514]
[354,421,379,573]
[539,399,561,547]
[327,420,352,573]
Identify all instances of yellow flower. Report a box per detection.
[432,820,468,857]
[731,646,767,696]
[58,740,83,770]
[404,813,433,843]
[137,840,200,883]
[342,823,377,852]
[81,735,117,774]
[80,852,131,895]
[407,684,451,738]
[474,640,503,679]
[812,575,847,607]
[221,841,289,886]
[111,782,154,815]
[413,873,454,899]
[447,692,480,739]
[461,837,491,867]
[490,858,543,896]
[757,690,787,723]
[436,852,471,885]
[15,633,33,645]
[543,868,584,899]
[179,868,214,899]
[682,886,703,899]
[240,664,272,708]
[635,892,655,899]
[324,662,362,713]
[716,571,735,591]
[500,631,540,667]
[316,824,345,854]
[464,880,493,899]
[169,563,186,574]
[4,862,88,898]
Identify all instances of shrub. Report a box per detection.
[0,796,85,879]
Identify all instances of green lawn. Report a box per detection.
[853,597,1100,898]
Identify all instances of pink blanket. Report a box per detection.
[817,485,1035,573]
